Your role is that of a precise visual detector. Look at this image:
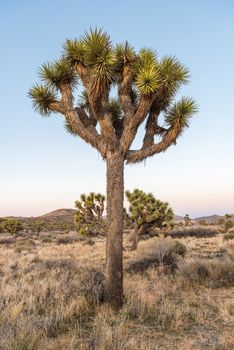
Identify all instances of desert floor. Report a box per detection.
[0,229,233,349]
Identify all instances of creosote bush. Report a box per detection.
[223,231,234,241]
[169,226,219,238]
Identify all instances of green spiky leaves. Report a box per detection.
[28,84,58,115]
[165,97,198,132]
[64,39,86,65]
[135,48,159,96]
[159,56,190,94]
[107,98,122,120]
[39,59,77,89]
[115,42,137,71]
[74,192,106,235]
[64,28,116,84]
[126,189,174,227]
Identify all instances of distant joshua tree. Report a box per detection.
[184,213,191,226]
[223,214,234,232]
[74,192,106,235]
[3,219,23,235]
[29,28,197,309]
[126,189,174,250]
[29,220,45,235]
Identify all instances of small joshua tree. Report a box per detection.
[126,189,174,250]
[0,218,6,233]
[29,28,197,308]
[29,220,45,235]
[223,214,234,233]
[74,192,106,235]
[3,219,23,235]
[184,213,191,226]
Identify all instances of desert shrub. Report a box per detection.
[15,238,36,253]
[169,226,219,238]
[223,231,234,241]
[172,240,187,257]
[0,235,16,245]
[126,238,180,274]
[78,269,105,305]
[179,259,234,288]
[56,233,81,245]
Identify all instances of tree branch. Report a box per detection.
[118,66,135,119]
[120,96,153,153]
[142,106,168,148]
[49,101,65,114]
[65,109,107,157]
[98,93,118,152]
[126,125,180,164]
[52,84,107,157]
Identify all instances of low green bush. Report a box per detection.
[223,231,234,241]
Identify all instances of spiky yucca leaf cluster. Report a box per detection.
[126,189,174,228]
[165,97,198,133]
[135,48,159,96]
[39,59,77,89]
[74,192,106,235]
[114,42,137,72]
[65,29,116,83]
[28,84,57,115]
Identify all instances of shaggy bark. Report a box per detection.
[105,152,124,309]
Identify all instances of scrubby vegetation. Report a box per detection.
[224,231,234,241]
[169,225,220,238]
[74,192,106,235]
[218,214,234,233]
[1,219,23,235]
[126,189,173,250]
[0,230,233,349]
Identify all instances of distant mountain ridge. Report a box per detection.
[175,214,234,223]
[2,209,234,224]
[2,209,76,224]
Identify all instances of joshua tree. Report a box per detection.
[223,214,234,232]
[29,29,197,309]
[74,192,106,235]
[3,219,23,235]
[184,213,191,226]
[126,189,174,250]
[0,218,6,233]
[29,220,45,235]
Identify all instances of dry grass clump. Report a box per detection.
[169,225,220,238]
[224,231,234,241]
[178,258,234,288]
[0,235,16,246]
[14,237,36,253]
[126,237,185,274]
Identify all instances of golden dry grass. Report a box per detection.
[0,230,233,349]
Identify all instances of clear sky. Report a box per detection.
[0,0,234,218]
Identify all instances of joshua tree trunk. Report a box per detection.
[129,223,150,250]
[105,152,124,309]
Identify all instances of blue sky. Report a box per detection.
[0,0,234,217]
